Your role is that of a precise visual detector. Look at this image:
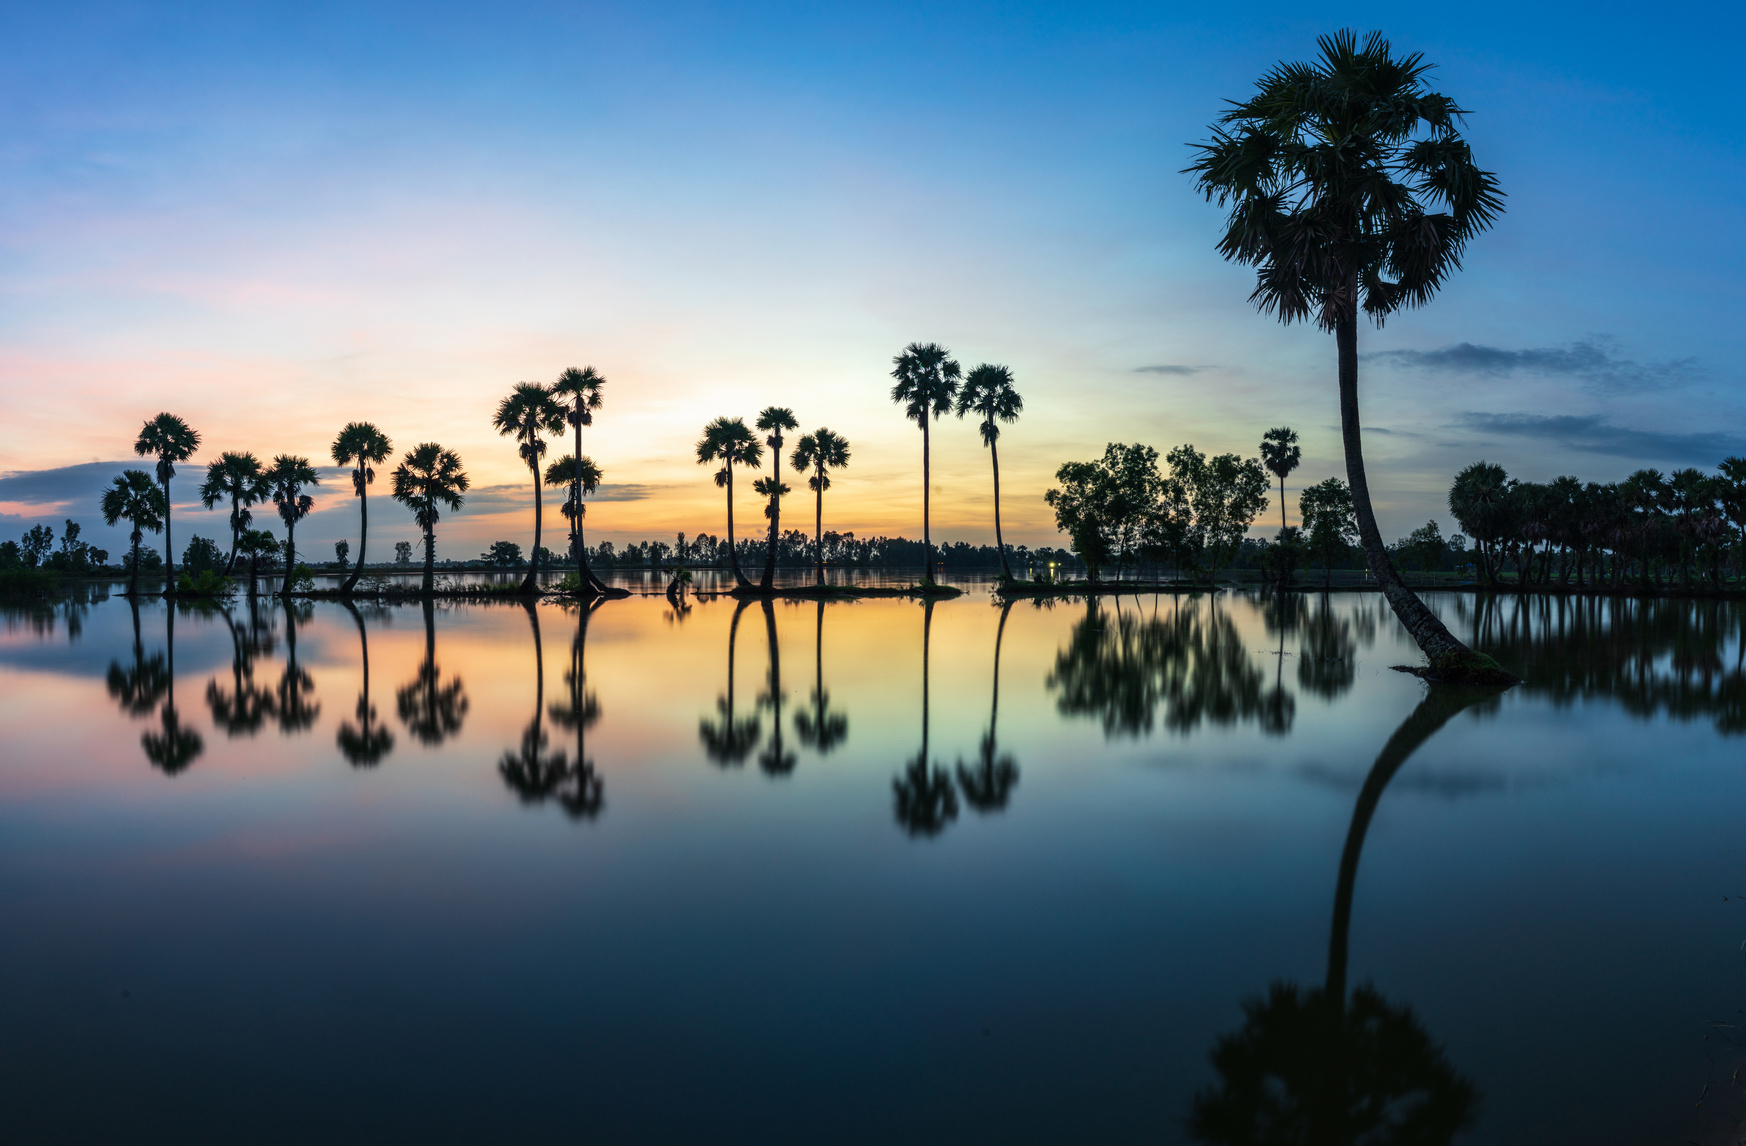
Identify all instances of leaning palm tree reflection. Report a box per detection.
[756,600,796,776]
[893,599,958,836]
[207,601,275,737]
[273,597,320,734]
[700,599,761,767]
[498,601,571,804]
[108,597,168,718]
[141,601,203,775]
[397,598,468,745]
[336,601,394,766]
[793,600,848,755]
[546,598,605,820]
[1189,687,1493,1145]
[956,600,1018,812]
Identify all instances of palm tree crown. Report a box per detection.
[199,451,270,575]
[494,382,567,592]
[891,343,960,426]
[101,469,166,596]
[1259,427,1302,533]
[955,364,1022,445]
[697,417,763,585]
[331,422,392,592]
[133,412,200,591]
[267,455,320,580]
[755,406,798,589]
[392,443,469,593]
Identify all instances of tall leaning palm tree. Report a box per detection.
[391,443,469,594]
[267,455,319,591]
[134,413,201,594]
[199,452,269,577]
[696,417,763,589]
[955,364,1023,580]
[1186,30,1509,683]
[755,407,798,590]
[332,422,393,595]
[101,469,167,597]
[790,428,851,587]
[1259,427,1301,536]
[551,366,609,593]
[891,343,960,585]
[495,382,567,594]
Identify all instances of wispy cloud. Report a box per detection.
[1458,413,1746,463]
[0,461,137,508]
[1133,364,1207,376]
[1368,338,1702,395]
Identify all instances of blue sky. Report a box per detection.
[1,0,1741,559]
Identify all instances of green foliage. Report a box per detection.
[0,566,57,598]
[1300,477,1358,584]
[0,540,19,569]
[21,523,54,568]
[181,534,224,576]
[394,541,413,566]
[289,564,316,592]
[334,539,350,568]
[176,568,236,597]
[482,540,523,567]
[1262,527,1305,586]
[1169,445,1271,578]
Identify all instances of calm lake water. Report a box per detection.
[4,584,1745,1144]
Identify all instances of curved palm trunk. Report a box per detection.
[990,435,1012,580]
[990,600,1010,735]
[814,469,826,587]
[727,598,748,715]
[1337,318,1499,679]
[727,465,750,589]
[422,524,436,594]
[522,460,543,595]
[161,471,175,596]
[224,498,242,577]
[127,530,142,597]
[922,418,934,584]
[525,600,544,734]
[571,411,610,596]
[1326,686,1493,1004]
[342,476,367,594]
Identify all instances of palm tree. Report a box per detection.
[494,382,567,594]
[134,413,201,594]
[547,598,605,820]
[893,599,958,835]
[266,455,319,591]
[890,343,961,585]
[956,600,1019,810]
[198,452,269,576]
[794,599,848,753]
[551,366,609,593]
[143,603,204,775]
[696,417,763,589]
[955,364,1023,579]
[1259,427,1301,536]
[207,606,275,738]
[101,469,167,597]
[756,600,796,775]
[546,454,603,588]
[236,528,277,598]
[107,597,168,717]
[273,598,321,733]
[331,422,393,595]
[699,599,762,765]
[397,598,469,745]
[391,443,469,594]
[755,407,798,590]
[498,601,572,803]
[336,601,394,765]
[789,429,851,587]
[1187,31,1509,683]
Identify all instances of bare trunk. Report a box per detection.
[727,464,750,588]
[162,474,175,595]
[224,498,241,577]
[1336,315,1471,667]
[342,477,367,593]
[922,417,933,584]
[814,474,825,588]
[128,534,141,597]
[422,525,436,594]
[522,462,543,594]
[762,446,780,591]
[991,437,1012,579]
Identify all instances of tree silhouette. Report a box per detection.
[956,600,1018,812]
[397,597,469,745]
[794,600,848,754]
[331,422,393,594]
[956,364,1024,579]
[755,407,798,590]
[107,597,168,717]
[198,451,270,577]
[755,599,796,776]
[546,453,603,591]
[267,454,320,588]
[336,601,394,765]
[789,428,851,587]
[1187,30,1509,682]
[551,366,610,593]
[893,600,958,835]
[273,597,320,733]
[696,418,763,589]
[206,602,275,737]
[141,602,204,774]
[547,597,605,820]
[699,599,762,766]
[494,382,567,593]
[890,343,961,585]
[101,469,166,598]
[133,412,200,595]
[1259,427,1301,536]
[391,443,469,594]
[498,601,572,803]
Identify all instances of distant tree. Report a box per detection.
[1046,444,1165,581]
[1402,521,1444,572]
[956,363,1024,579]
[494,382,567,594]
[334,539,350,568]
[181,535,223,577]
[392,444,469,594]
[265,455,319,591]
[1259,427,1301,535]
[236,528,277,597]
[696,417,763,588]
[483,540,524,567]
[1300,477,1358,587]
[394,541,413,566]
[331,421,393,593]
[1448,462,1511,584]
[100,470,166,596]
[198,451,270,576]
[755,407,798,590]
[0,541,19,568]
[890,342,961,583]
[20,523,53,568]
[790,428,851,587]
[133,413,201,594]
[1170,445,1270,582]
[1187,30,1505,676]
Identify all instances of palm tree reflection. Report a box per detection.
[336,601,394,766]
[1189,687,1493,1144]
[141,601,204,775]
[956,600,1018,812]
[206,600,275,737]
[272,598,320,734]
[793,600,848,755]
[700,599,761,767]
[546,598,605,820]
[893,599,958,836]
[498,601,570,803]
[397,598,468,746]
[108,597,168,718]
[756,600,796,776]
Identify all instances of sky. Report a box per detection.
[1,0,1742,562]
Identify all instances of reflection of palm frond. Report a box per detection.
[274,665,321,733]
[337,694,395,766]
[396,661,469,745]
[498,721,570,803]
[893,754,958,837]
[107,654,169,716]
[699,697,760,767]
[955,736,1018,813]
[557,758,605,820]
[142,705,203,775]
[207,678,275,736]
[794,689,848,754]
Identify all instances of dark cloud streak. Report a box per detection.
[1369,338,1701,395]
[1459,413,1746,463]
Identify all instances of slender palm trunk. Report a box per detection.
[1279,475,1288,536]
[813,599,825,709]
[920,601,933,755]
[814,472,825,588]
[128,531,142,597]
[571,412,610,595]
[526,602,544,739]
[161,471,175,596]
[422,524,436,594]
[762,448,781,591]
[727,599,748,714]
[342,476,367,594]
[922,417,933,584]
[283,521,297,595]
[523,458,543,594]
[991,436,1012,580]
[991,601,1010,734]
[224,498,242,577]
[1336,315,1478,671]
[727,465,749,588]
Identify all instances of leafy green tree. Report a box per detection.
[695,417,762,588]
[494,382,567,594]
[236,528,277,597]
[755,407,798,590]
[1171,445,1270,582]
[334,539,349,568]
[956,364,1024,579]
[331,422,393,594]
[551,366,608,591]
[1046,443,1166,581]
[790,428,851,587]
[483,540,524,567]
[181,535,223,576]
[1717,457,1746,582]
[1447,462,1510,584]
[1259,427,1301,535]
[890,342,961,584]
[1300,477,1357,587]
[198,451,270,576]
[134,413,201,594]
[1188,30,1506,678]
[20,523,53,568]
[266,455,319,590]
[391,443,469,594]
[101,469,167,596]
[1402,521,1444,572]
[394,541,413,566]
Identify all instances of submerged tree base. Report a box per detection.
[1393,650,1521,687]
[997,579,1216,598]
